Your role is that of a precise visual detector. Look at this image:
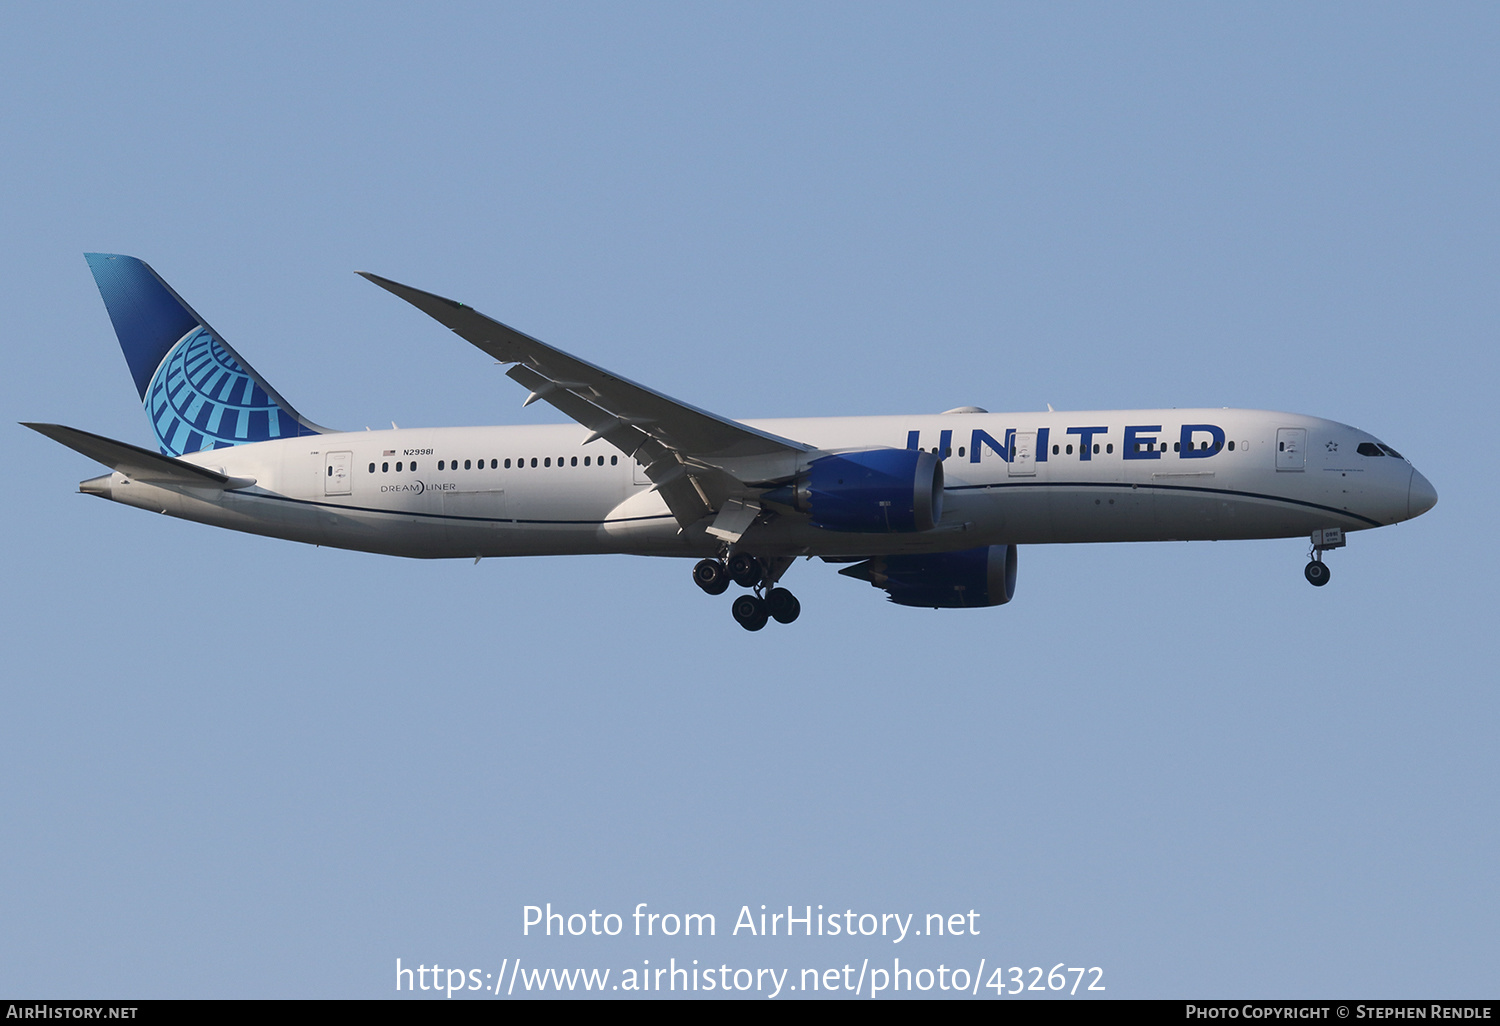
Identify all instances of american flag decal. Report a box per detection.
[383,450,395,456]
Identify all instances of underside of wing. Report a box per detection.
[358,272,813,528]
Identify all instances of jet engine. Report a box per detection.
[839,545,1018,608]
[763,448,943,533]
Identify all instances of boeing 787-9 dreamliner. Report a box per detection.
[25,255,1437,630]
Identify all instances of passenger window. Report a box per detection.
[1227,441,1235,452]
[531,458,538,467]
[438,460,446,470]
[611,455,619,465]
[396,461,403,472]
[1065,444,1073,455]
[412,461,418,471]
[368,463,375,473]
[584,456,591,466]
[958,446,965,457]
[1174,442,1180,452]
[1106,443,1113,454]
[1052,445,1060,455]
[464,459,471,470]
[382,462,389,473]
[544,457,551,467]
[571,456,578,466]
[504,459,511,468]
[1279,442,1285,451]
[327,466,332,476]
[1093,443,1099,454]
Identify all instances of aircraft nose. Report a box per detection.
[1408,468,1438,519]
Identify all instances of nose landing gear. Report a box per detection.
[693,553,800,629]
[1304,527,1345,587]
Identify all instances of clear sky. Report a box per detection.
[2,2,1495,999]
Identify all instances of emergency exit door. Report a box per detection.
[1008,432,1037,476]
[1275,429,1306,471]
[324,451,353,495]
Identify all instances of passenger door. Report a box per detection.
[1276,428,1306,471]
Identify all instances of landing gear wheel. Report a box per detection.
[692,558,730,595]
[727,553,761,588]
[1304,560,1331,587]
[731,594,769,631]
[766,587,801,624]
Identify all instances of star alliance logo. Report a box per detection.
[1326,441,1339,452]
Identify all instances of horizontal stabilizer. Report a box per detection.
[22,423,254,489]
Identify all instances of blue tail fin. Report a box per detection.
[84,254,326,456]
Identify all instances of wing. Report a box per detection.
[23,422,256,489]
[358,272,812,530]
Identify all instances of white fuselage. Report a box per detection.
[80,409,1432,560]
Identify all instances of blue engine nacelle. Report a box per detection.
[763,448,943,533]
[838,545,1018,608]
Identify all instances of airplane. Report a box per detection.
[25,254,1438,631]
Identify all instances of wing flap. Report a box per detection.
[705,498,763,544]
[505,363,652,457]
[503,362,713,527]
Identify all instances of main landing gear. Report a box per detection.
[1304,527,1345,588]
[693,555,800,630]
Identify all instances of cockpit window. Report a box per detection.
[1378,444,1404,459]
[1357,442,1384,457]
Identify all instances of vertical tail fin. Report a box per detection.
[84,254,326,456]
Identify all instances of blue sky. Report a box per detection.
[2,3,1495,998]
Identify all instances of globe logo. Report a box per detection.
[145,328,306,455]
